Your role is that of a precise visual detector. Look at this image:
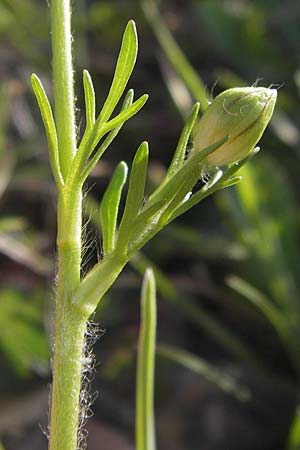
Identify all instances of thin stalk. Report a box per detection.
[49,1,84,449]
[51,0,77,180]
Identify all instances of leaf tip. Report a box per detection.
[143,267,155,290]
[118,160,129,178]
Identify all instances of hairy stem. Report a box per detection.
[49,1,86,448]
[49,188,85,450]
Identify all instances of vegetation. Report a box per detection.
[0,1,299,450]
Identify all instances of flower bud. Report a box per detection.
[194,87,277,166]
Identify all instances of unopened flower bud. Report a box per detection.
[194,87,277,166]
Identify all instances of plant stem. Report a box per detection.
[51,0,77,180]
[49,188,85,450]
[50,2,84,447]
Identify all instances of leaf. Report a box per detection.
[83,69,96,130]
[166,102,200,178]
[100,162,128,255]
[127,138,228,253]
[117,142,149,254]
[99,20,138,124]
[131,252,261,368]
[136,268,157,450]
[101,94,148,137]
[81,89,134,181]
[70,94,148,183]
[31,74,64,188]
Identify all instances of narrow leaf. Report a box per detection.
[136,268,157,450]
[101,94,148,137]
[100,162,128,255]
[31,74,64,187]
[99,20,138,124]
[83,69,96,130]
[131,253,261,368]
[81,90,134,181]
[78,94,148,173]
[117,142,149,254]
[166,102,200,178]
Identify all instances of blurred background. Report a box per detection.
[1,0,300,449]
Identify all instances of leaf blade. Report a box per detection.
[100,162,128,255]
[99,20,138,124]
[31,74,64,187]
[117,141,149,254]
[166,102,200,178]
[83,69,96,130]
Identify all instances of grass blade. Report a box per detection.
[136,268,157,450]
[131,253,262,369]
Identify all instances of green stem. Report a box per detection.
[51,0,77,180]
[49,2,85,448]
[49,188,85,450]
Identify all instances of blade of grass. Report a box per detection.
[131,253,262,369]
